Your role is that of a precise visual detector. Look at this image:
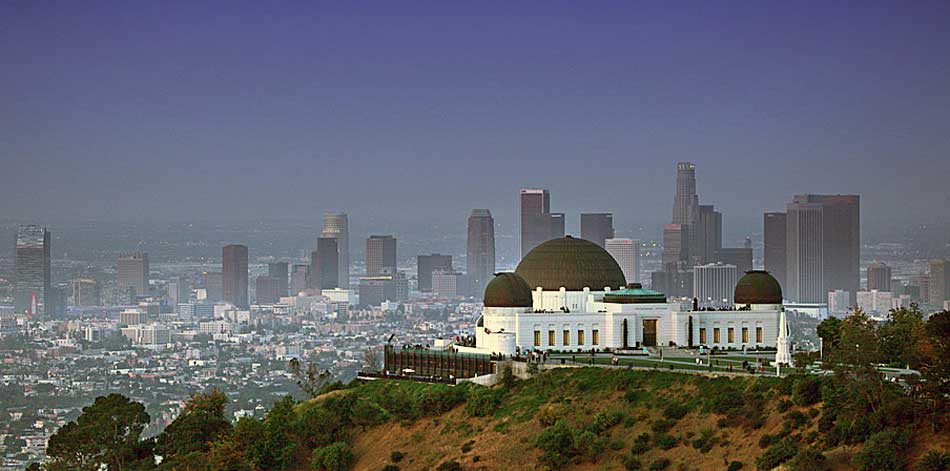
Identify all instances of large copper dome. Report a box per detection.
[734,270,783,305]
[515,236,627,291]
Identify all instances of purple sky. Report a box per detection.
[2,1,949,235]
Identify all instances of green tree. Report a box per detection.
[289,358,333,398]
[878,306,924,366]
[310,442,353,471]
[816,316,842,351]
[46,394,150,471]
[155,389,233,459]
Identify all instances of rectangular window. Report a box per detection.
[577,330,585,345]
[534,330,541,347]
[742,327,749,343]
[699,328,707,344]
[562,330,570,346]
[713,328,721,344]
[756,327,763,343]
[728,328,735,343]
[548,330,555,346]
[592,329,600,346]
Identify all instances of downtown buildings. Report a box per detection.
[222,244,248,308]
[520,188,564,259]
[466,209,495,295]
[14,225,51,316]
[606,238,640,283]
[117,252,149,302]
[365,235,397,276]
[321,212,350,288]
[580,213,614,249]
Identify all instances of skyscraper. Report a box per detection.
[786,194,860,303]
[321,212,350,288]
[255,275,279,304]
[672,162,699,258]
[695,205,722,264]
[268,262,289,297]
[315,237,340,290]
[763,212,787,290]
[929,259,949,307]
[786,199,824,303]
[14,225,51,316]
[72,278,101,307]
[580,213,615,248]
[203,272,223,302]
[366,235,397,276]
[520,188,556,259]
[417,254,453,293]
[117,252,149,299]
[290,264,310,296]
[715,248,753,275]
[866,262,892,292]
[606,238,640,283]
[662,224,689,268]
[466,209,495,295]
[222,244,248,308]
[693,263,739,308]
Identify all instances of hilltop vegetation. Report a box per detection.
[34,308,950,471]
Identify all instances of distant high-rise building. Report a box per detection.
[786,194,860,303]
[520,188,559,259]
[358,272,408,306]
[71,278,101,307]
[268,262,289,297]
[203,272,223,302]
[222,244,248,308]
[716,248,753,275]
[255,275,279,304]
[417,254,453,293]
[117,252,149,300]
[672,162,700,259]
[606,238,640,283]
[662,224,689,268]
[695,205,722,264]
[828,290,851,317]
[321,212,350,288]
[911,274,930,306]
[929,259,949,307]
[693,263,738,308]
[290,264,311,296]
[366,235,397,276]
[857,290,894,319]
[763,212,787,291]
[580,213,614,248]
[466,209,495,295]
[432,270,466,298]
[867,262,892,292]
[14,225,51,316]
[166,277,190,306]
[315,237,340,290]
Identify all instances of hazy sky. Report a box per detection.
[2,1,949,234]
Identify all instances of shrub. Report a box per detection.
[727,461,743,471]
[852,428,911,471]
[757,434,774,449]
[591,410,625,434]
[572,429,605,462]
[623,456,643,471]
[537,403,564,427]
[755,439,799,471]
[917,450,950,471]
[654,433,679,450]
[382,466,399,471]
[649,458,671,471]
[624,416,636,428]
[787,447,827,471]
[390,451,404,462]
[536,421,574,468]
[610,439,626,451]
[651,419,675,434]
[786,410,809,429]
[435,460,462,471]
[776,399,793,413]
[464,386,501,417]
[690,428,717,453]
[311,442,354,471]
[792,376,822,406]
[663,403,689,420]
[632,433,652,455]
[461,440,474,453]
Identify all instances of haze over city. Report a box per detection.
[2,3,949,471]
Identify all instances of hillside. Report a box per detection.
[302,367,949,471]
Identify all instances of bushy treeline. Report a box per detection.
[35,379,484,471]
